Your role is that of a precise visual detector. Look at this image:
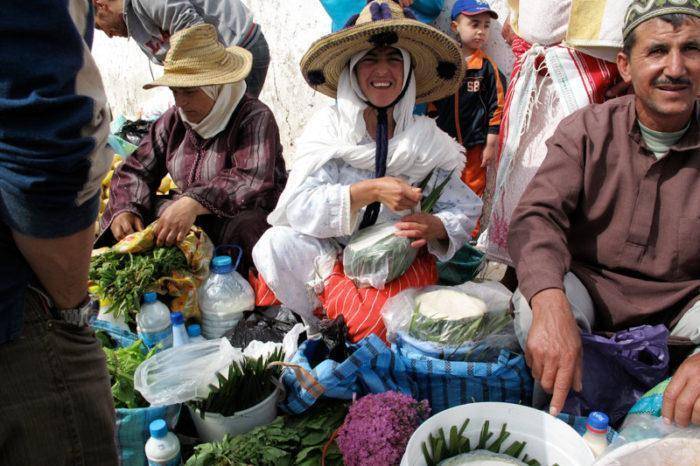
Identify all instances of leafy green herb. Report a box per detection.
[190,348,285,417]
[89,247,188,321]
[185,401,348,466]
[102,339,157,409]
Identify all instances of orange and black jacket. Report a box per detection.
[428,49,507,148]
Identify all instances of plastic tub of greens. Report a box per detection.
[402,402,595,466]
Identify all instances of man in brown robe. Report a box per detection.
[508,1,700,426]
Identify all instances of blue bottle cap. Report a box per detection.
[149,419,167,439]
[170,312,185,326]
[143,292,157,304]
[187,324,202,337]
[211,256,233,274]
[587,412,609,431]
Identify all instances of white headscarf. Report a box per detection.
[178,81,247,139]
[268,47,465,227]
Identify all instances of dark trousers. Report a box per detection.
[244,32,271,98]
[0,289,118,465]
[198,208,272,274]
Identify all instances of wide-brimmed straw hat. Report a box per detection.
[300,0,465,104]
[144,24,252,89]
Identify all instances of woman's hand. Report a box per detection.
[394,213,447,248]
[110,212,144,241]
[153,197,206,246]
[350,177,422,213]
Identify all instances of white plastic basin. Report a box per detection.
[402,402,595,466]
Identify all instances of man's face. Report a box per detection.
[94,0,128,38]
[355,47,405,108]
[618,17,700,130]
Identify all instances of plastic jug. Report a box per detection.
[187,324,206,343]
[198,250,254,339]
[171,312,189,348]
[145,419,181,466]
[137,292,173,350]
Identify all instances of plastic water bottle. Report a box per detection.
[186,324,206,343]
[137,292,173,350]
[583,411,609,458]
[198,255,254,339]
[171,312,189,347]
[145,419,181,466]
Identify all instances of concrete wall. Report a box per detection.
[92,0,513,160]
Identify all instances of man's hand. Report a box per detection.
[153,196,206,246]
[501,15,515,46]
[110,212,144,241]
[527,288,583,416]
[350,177,422,213]
[482,134,499,168]
[394,213,447,248]
[662,353,700,427]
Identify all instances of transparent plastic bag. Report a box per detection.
[595,414,700,465]
[343,222,418,289]
[382,284,518,361]
[134,338,243,406]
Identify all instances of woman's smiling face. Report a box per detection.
[355,46,405,108]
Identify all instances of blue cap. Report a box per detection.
[451,0,498,21]
[171,312,184,326]
[187,324,202,338]
[211,255,233,274]
[143,292,157,304]
[587,412,610,431]
[149,419,168,439]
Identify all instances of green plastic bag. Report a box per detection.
[437,244,484,286]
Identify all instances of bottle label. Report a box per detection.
[147,455,181,466]
[139,327,172,349]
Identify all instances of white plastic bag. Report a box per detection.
[134,338,243,406]
[382,284,517,361]
[343,222,417,289]
[595,414,700,466]
[454,280,513,314]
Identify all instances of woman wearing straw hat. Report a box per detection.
[101,24,287,273]
[253,0,482,340]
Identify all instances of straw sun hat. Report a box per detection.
[300,0,465,104]
[143,24,252,89]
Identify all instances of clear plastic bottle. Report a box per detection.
[198,255,254,339]
[145,419,181,466]
[137,292,173,350]
[583,411,610,458]
[170,312,189,347]
[186,324,206,343]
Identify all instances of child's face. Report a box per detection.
[451,12,492,53]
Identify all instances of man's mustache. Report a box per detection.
[654,76,692,87]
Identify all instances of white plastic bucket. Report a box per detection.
[401,402,595,466]
[188,387,280,442]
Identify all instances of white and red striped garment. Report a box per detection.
[486,38,619,265]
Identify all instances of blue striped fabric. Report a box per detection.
[397,344,533,413]
[280,333,533,415]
